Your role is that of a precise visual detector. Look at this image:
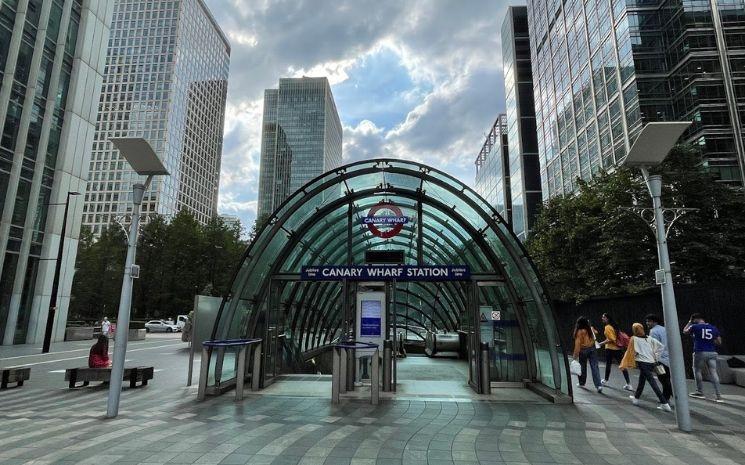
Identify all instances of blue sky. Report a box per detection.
[205,0,510,233]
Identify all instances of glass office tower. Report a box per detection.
[257,77,343,218]
[526,0,745,198]
[475,115,512,225]
[0,0,113,344]
[502,6,542,240]
[83,0,230,234]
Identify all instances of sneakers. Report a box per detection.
[689,391,705,399]
[597,386,603,393]
[576,383,586,389]
[657,403,672,412]
[601,379,608,386]
[715,396,724,403]
[623,384,633,391]
[629,395,639,405]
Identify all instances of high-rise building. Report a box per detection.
[526,0,745,198]
[502,6,542,240]
[475,115,512,225]
[0,1,113,344]
[257,77,343,218]
[83,0,230,234]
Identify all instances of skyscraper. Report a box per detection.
[502,6,542,240]
[0,1,113,344]
[475,115,512,225]
[257,77,343,218]
[526,0,745,198]
[83,0,230,234]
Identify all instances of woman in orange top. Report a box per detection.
[598,313,632,391]
[572,316,602,392]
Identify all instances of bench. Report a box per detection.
[1,366,30,389]
[64,366,153,389]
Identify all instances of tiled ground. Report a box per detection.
[1,380,745,465]
[2,338,745,465]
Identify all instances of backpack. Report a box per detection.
[616,330,630,349]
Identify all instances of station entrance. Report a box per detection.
[204,159,571,402]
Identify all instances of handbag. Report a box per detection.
[654,364,666,375]
[570,359,582,376]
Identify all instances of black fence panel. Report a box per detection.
[554,282,745,377]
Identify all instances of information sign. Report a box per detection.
[301,265,470,281]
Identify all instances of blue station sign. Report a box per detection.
[301,265,471,281]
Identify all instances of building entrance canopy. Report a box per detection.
[210,159,570,395]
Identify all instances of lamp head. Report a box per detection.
[621,122,691,169]
[110,137,169,176]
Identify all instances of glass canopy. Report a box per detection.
[211,159,569,395]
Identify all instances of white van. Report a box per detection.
[176,314,189,329]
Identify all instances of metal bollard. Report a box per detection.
[382,340,392,392]
[480,342,491,395]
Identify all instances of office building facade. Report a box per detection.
[502,6,542,240]
[475,115,512,225]
[526,0,745,198]
[83,0,230,234]
[0,0,113,344]
[257,77,343,218]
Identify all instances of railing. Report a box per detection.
[332,341,380,405]
[197,338,262,401]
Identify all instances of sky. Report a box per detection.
[205,0,511,233]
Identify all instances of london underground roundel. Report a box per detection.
[363,203,408,239]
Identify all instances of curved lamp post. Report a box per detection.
[106,138,169,418]
[621,121,692,432]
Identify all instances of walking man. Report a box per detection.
[645,314,671,402]
[683,313,723,402]
[101,317,111,338]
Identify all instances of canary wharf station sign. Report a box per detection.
[301,265,471,281]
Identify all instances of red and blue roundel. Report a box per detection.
[362,203,409,238]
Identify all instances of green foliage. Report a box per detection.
[526,144,745,303]
[70,210,247,321]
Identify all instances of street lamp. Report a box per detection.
[42,191,81,353]
[621,121,692,432]
[106,138,169,418]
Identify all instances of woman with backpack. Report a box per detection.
[598,313,633,391]
[620,323,672,411]
[572,316,603,393]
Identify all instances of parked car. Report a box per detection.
[145,320,181,333]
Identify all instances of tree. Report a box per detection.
[71,210,247,321]
[527,144,745,303]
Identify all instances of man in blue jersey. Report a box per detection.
[683,313,723,402]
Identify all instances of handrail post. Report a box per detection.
[332,347,341,403]
[382,340,392,392]
[197,345,210,401]
[371,348,380,405]
[480,342,491,395]
[235,345,247,401]
[251,342,262,391]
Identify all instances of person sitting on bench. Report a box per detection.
[88,335,112,368]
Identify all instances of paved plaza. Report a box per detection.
[2,337,745,465]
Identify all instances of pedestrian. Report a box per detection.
[645,314,672,402]
[598,313,633,391]
[573,316,603,393]
[88,335,111,368]
[101,317,111,337]
[683,313,723,402]
[620,323,672,411]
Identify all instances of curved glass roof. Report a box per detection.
[211,159,569,393]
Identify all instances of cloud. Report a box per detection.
[205,0,510,231]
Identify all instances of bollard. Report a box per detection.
[382,340,392,392]
[480,342,491,395]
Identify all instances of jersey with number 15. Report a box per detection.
[690,323,720,353]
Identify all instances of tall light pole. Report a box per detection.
[621,121,693,432]
[42,191,81,353]
[106,138,169,418]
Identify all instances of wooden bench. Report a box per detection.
[64,366,153,389]
[1,366,30,389]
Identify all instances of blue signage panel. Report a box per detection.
[301,265,471,281]
[360,299,382,337]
